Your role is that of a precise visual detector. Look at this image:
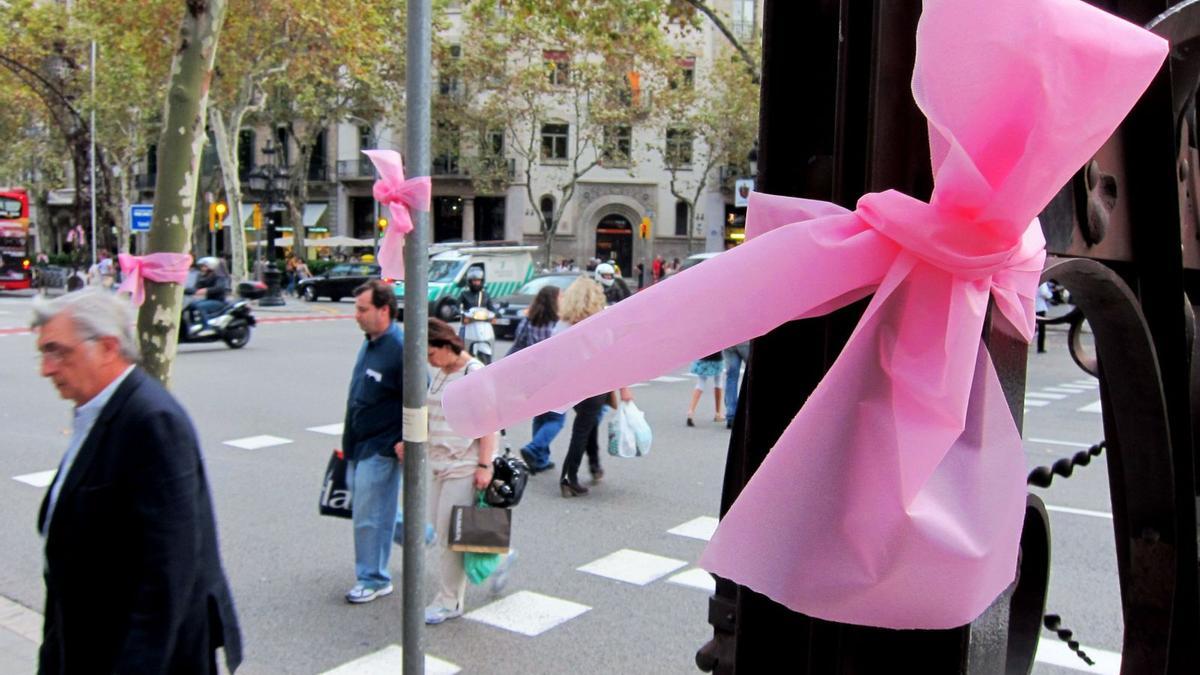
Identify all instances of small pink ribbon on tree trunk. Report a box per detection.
[362,149,431,280]
[441,0,1166,629]
[117,253,193,307]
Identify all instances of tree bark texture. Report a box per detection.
[137,0,228,386]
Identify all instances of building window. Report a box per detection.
[602,125,632,164]
[146,144,157,177]
[732,0,756,41]
[358,125,374,152]
[433,122,461,175]
[237,130,255,174]
[275,127,291,166]
[544,50,569,86]
[308,130,327,181]
[666,128,693,167]
[540,195,555,228]
[439,44,462,97]
[674,200,689,236]
[671,57,695,90]
[541,123,568,161]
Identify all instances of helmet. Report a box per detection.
[594,262,615,287]
[197,256,219,271]
[466,267,484,281]
[485,452,529,508]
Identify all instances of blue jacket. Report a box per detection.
[342,323,405,462]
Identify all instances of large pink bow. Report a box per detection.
[117,253,193,307]
[362,149,431,280]
[442,0,1166,629]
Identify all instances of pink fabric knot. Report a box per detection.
[363,149,431,280]
[439,0,1166,629]
[117,253,193,307]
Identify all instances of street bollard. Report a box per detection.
[260,264,285,307]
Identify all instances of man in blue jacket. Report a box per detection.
[338,279,405,603]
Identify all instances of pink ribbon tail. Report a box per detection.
[362,149,431,280]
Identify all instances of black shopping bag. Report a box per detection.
[449,494,511,553]
[319,450,352,519]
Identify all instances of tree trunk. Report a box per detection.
[137,0,228,386]
[210,109,248,282]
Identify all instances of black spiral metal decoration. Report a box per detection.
[1043,614,1095,666]
[1027,441,1106,488]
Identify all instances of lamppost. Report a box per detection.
[247,141,287,306]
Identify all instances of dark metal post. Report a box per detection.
[402,1,431,673]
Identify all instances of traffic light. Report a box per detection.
[639,216,651,239]
[378,216,389,231]
[208,203,216,231]
[252,204,262,231]
[214,201,227,230]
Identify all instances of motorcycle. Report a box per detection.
[179,299,257,349]
[461,306,497,364]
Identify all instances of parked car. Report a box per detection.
[677,251,721,273]
[493,273,581,339]
[298,262,381,302]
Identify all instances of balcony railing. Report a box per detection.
[336,159,377,180]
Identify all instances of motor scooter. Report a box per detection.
[179,299,257,349]
[461,306,497,364]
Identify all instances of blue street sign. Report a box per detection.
[130,204,153,232]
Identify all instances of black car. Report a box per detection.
[299,263,381,302]
[493,273,581,339]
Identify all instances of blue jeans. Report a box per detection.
[724,348,746,423]
[523,411,565,467]
[347,454,401,588]
[190,299,224,323]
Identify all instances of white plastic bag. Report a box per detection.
[608,401,652,458]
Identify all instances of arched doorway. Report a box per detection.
[595,214,633,274]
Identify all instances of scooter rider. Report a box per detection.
[457,267,495,316]
[595,262,631,304]
[189,257,228,332]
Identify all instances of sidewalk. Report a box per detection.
[0,596,41,673]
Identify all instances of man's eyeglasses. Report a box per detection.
[37,339,94,364]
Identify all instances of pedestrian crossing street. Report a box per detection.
[6,375,1117,674]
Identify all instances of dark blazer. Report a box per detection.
[37,368,242,674]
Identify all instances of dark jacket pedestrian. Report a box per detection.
[32,290,241,674]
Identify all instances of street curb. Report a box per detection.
[0,596,42,643]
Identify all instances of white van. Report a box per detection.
[395,244,538,320]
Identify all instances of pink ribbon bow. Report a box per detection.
[117,253,193,307]
[362,149,432,280]
[442,0,1166,629]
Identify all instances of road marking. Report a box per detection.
[0,596,43,643]
[1055,383,1095,391]
[668,516,719,542]
[651,375,689,383]
[1078,400,1103,414]
[257,315,355,325]
[578,549,687,586]
[464,590,590,636]
[668,568,716,593]
[319,645,460,675]
[12,470,57,488]
[0,327,31,336]
[628,382,648,388]
[307,423,344,436]
[1070,380,1099,387]
[1045,505,1113,520]
[1024,399,1051,407]
[222,435,293,450]
[1028,438,1093,448]
[1035,639,1120,673]
[1044,387,1081,394]
[1026,392,1067,400]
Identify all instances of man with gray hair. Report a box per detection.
[31,290,242,674]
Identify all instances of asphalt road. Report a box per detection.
[0,292,1122,674]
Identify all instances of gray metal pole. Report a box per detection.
[402,1,431,673]
[89,40,97,267]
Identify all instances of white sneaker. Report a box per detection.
[424,604,463,625]
[345,583,394,604]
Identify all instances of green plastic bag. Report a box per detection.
[464,491,502,585]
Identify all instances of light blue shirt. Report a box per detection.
[42,365,135,538]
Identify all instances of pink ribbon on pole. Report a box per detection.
[117,253,193,307]
[362,149,431,280]
[442,0,1167,628]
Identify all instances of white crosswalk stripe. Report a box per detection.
[319,645,460,675]
[1078,400,1103,414]
[12,470,56,488]
[222,435,293,450]
[668,516,719,542]
[578,549,687,586]
[464,590,590,636]
[1035,639,1120,673]
[1026,392,1067,400]
[306,423,344,436]
[667,568,717,593]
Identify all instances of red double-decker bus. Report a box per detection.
[0,188,32,291]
